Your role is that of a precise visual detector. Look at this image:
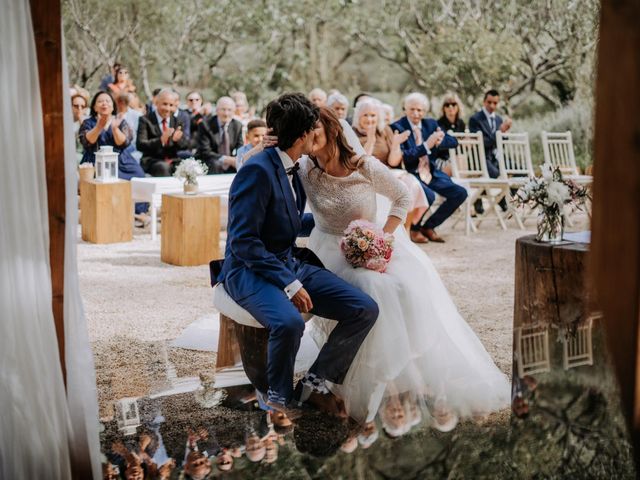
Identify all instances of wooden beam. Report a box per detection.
[590,0,640,461]
[29,0,66,382]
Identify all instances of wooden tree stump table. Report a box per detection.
[80,179,132,244]
[160,193,220,266]
[514,235,593,330]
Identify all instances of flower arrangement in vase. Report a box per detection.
[513,163,590,243]
[173,157,208,194]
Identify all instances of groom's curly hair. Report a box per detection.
[266,92,319,150]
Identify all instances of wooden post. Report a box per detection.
[29,0,66,384]
[590,0,640,464]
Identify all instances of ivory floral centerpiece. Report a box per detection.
[173,157,208,194]
[514,163,590,243]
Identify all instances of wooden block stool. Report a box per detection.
[80,179,132,244]
[212,283,313,394]
[160,194,220,266]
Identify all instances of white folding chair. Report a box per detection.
[449,131,512,232]
[541,131,592,185]
[497,132,535,229]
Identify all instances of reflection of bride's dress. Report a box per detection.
[298,155,510,424]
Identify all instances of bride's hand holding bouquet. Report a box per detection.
[340,220,394,273]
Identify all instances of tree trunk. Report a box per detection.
[514,235,592,331]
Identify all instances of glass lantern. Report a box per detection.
[95,145,119,183]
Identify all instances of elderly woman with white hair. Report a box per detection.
[351,99,431,243]
[326,92,349,120]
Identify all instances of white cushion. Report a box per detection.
[213,283,312,328]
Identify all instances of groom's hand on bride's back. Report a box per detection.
[291,288,313,313]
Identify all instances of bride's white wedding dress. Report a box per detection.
[298,155,510,426]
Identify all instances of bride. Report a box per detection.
[299,107,510,430]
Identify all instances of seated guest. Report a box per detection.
[327,92,349,120]
[435,93,466,176]
[79,91,148,216]
[308,87,327,107]
[352,100,429,243]
[381,103,394,126]
[71,91,88,158]
[231,90,255,128]
[171,90,193,158]
[137,88,189,176]
[107,66,136,97]
[186,91,205,150]
[116,92,143,163]
[128,92,145,114]
[145,88,162,116]
[468,89,512,212]
[98,63,120,92]
[197,96,243,174]
[391,92,468,243]
[235,119,268,171]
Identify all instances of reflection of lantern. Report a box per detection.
[115,397,140,436]
[95,145,118,182]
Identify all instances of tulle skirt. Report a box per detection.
[307,226,510,428]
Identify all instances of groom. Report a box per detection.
[218,92,378,413]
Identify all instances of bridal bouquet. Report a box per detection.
[340,220,394,273]
[513,163,590,242]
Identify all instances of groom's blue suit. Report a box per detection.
[218,147,378,404]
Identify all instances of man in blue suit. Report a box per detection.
[391,93,468,243]
[468,89,513,213]
[218,93,378,414]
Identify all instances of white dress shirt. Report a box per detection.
[275,147,303,299]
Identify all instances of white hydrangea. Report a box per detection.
[546,181,570,206]
[541,162,554,181]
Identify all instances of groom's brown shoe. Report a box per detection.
[421,228,445,243]
[293,382,347,419]
[410,230,429,244]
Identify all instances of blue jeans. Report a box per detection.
[412,170,468,230]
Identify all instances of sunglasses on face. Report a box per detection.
[443,103,458,108]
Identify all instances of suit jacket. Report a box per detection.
[218,148,306,300]
[468,110,503,155]
[390,116,458,173]
[136,112,189,167]
[197,115,244,174]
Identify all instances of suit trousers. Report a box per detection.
[412,170,468,230]
[233,260,378,404]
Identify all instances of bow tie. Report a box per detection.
[286,163,300,175]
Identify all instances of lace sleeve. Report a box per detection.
[363,156,411,221]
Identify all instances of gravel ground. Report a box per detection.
[79,214,588,414]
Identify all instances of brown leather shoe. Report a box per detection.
[421,228,445,243]
[410,229,429,244]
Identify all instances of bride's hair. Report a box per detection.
[311,107,360,173]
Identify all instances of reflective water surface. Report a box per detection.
[97,313,634,479]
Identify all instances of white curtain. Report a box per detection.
[0,1,101,477]
[62,34,102,480]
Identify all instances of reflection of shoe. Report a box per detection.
[474,199,484,215]
[432,410,458,432]
[410,230,429,244]
[421,228,445,243]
